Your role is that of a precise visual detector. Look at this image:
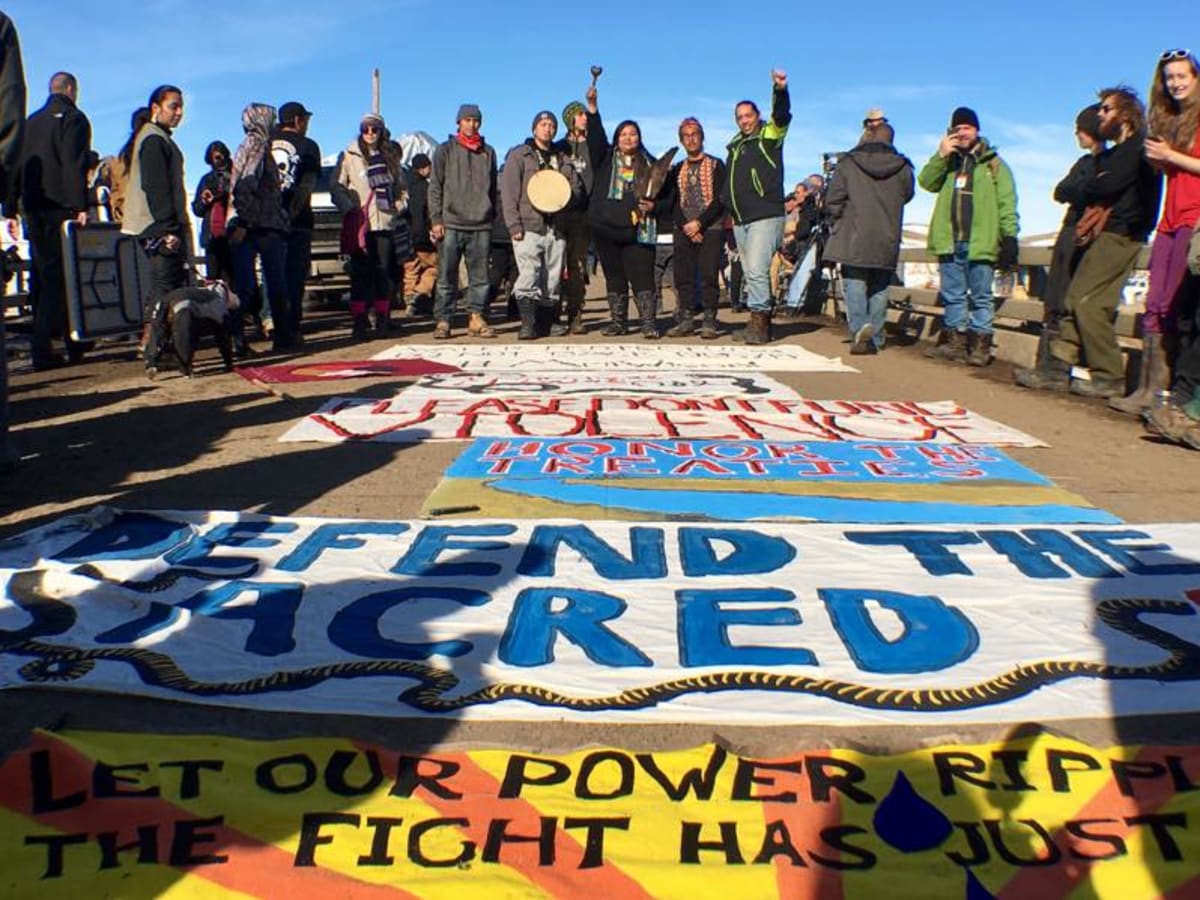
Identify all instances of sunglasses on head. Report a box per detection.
[1161,49,1194,61]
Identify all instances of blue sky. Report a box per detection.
[5,1,1184,237]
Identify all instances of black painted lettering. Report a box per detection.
[482,817,557,866]
[392,756,463,801]
[168,816,229,867]
[638,748,727,801]
[93,762,159,800]
[499,756,571,799]
[983,819,1061,867]
[1047,750,1101,793]
[1112,759,1167,798]
[807,757,874,804]
[408,818,476,868]
[1127,813,1187,862]
[945,822,990,867]
[1168,756,1199,793]
[23,833,87,879]
[325,750,384,797]
[295,812,360,867]
[752,820,807,865]
[933,752,995,795]
[256,754,318,795]
[357,816,404,866]
[160,760,223,799]
[564,817,630,869]
[811,825,876,870]
[97,826,160,870]
[731,758,803,803]
[993,750,1035,792]
[575,752,635,800]
[29,750,85,813]
[679,822,744,864]
[1065,819,1127,861]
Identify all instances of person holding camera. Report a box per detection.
[919,106,1019,366]
[823,121,914,354]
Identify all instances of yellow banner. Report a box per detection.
[1,730,1196,898]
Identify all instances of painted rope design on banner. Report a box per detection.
[6,567,1197,713]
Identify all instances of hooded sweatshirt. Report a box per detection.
[428,133,496,231]
[823,141,914,270]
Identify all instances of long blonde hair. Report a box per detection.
[1148,54,1200,151]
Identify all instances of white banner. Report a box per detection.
[373,343,857,372]
[3,508,1197,725]
[399,370,800,397]
[280,397,1045,446]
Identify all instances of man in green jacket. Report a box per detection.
[919,107,1019,366]
[722,69,790,344]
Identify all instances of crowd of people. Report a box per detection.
[2,34,1200,452]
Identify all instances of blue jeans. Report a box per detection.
[938,241,994,334]
[435,228,490,322]
[233,229,289,341]
[733,216,784,312]
[842,266,892,349]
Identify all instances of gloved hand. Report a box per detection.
[997,235,1019,270]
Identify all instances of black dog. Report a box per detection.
[147,281,239,378]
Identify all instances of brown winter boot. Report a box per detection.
[734,310,771,345]
[924,329,968,362]
[966,331,993,367]
[1109,333,1166,416]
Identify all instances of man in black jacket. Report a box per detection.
[21,71,91,369]
[822,122,914,354]
[663,117,726,339]
[271,100,320,341]
[1016,87,1161,398]
[403,153,436,314]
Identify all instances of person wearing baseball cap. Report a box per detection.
[429,102,499,338]
[919,105,1019,367]
[271,100,320,342]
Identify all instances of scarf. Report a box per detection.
[607,149,656,245]
[456,131,483,152]
[229,103,276,188]
[677,155,717,217]
[367,151,393,212]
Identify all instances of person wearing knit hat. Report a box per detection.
[918,104,1019,367]
[501,109,583,339]
[429,101,499,339]
[551,97,597,333]
[1022,102,1107,369]
[402,153,437,313]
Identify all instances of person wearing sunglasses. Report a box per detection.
[332,112,406,338]
[1118,50,1200,418]
[1017,88,1161,398]
[429,103,499,339]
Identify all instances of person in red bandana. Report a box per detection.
[429,103,499,339]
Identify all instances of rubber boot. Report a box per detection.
[517,296,536,340]
[665,303,695,337]
[602,292,628,336]
[566,296,586,334]
[634,290,659,339]
[1109,333,1165,416]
